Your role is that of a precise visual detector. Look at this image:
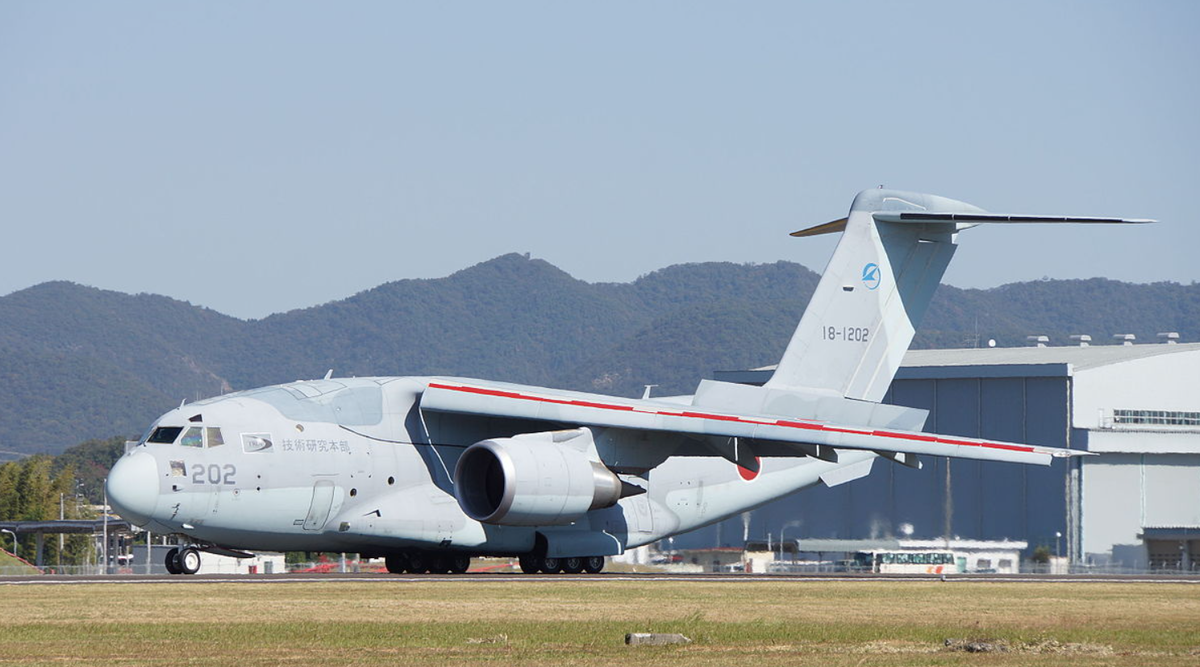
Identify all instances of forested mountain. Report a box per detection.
[1,254,1196,457]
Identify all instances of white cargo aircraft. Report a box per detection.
[106,189,1150,575]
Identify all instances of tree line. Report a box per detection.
[0,436,126,566]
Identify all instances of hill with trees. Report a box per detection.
[1,254,1196,457]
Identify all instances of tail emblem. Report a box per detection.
[862,263,881,290]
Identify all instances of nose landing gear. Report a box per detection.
[164,546,202,575]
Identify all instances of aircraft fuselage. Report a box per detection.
[111,376,850,562]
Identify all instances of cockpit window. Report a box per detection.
[148,426,184,444]
[180,426,203,448]
[205,427,225,447]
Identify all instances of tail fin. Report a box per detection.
[765,189,1152,401]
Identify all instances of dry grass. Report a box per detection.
[1,578,1198,666]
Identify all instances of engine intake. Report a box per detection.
[454,430,623,526]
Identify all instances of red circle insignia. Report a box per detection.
[737,457,762,482]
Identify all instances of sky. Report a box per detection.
[1,2,1197,320]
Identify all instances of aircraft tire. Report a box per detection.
[407,552,428,574]
[518,555,539,574]
[449,555,471,574]
[583,556,605,574]
[177,547,201,575]
[429,555,450,575]
[164,547,182,575]
[539,556,562,574]
[384,554,409,574]
[561,557,584,574]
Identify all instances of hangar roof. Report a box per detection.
[902,342,1200,372]
[716,342,1200,383]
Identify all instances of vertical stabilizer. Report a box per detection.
[765,190,970,401]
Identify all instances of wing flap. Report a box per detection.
[421,380,1079,466]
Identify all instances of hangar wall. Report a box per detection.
[687,369,1074,557]
[1083,454,1200,567]
[695,343,1200,569]
[749,373,1073,556]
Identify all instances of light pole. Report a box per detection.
[780,521,802,563]
[102,482,109,574]
[1055,531,1062,559]
[1,528,16,556]
[59,492,65,569]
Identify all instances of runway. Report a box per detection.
[4,571,1198,585]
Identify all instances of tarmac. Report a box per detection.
[3,571,1199,585]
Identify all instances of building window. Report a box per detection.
[1113,409,1200,427]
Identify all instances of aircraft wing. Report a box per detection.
[420,379,1080,466]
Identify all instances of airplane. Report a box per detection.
[105,189,1152,575]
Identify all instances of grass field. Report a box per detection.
[2,578,1198,666]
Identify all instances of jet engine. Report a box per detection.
[453,430,623,526]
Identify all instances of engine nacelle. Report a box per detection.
[453,430,623,526]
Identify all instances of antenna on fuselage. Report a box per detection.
[323,369,334,380]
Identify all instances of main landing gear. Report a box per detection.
[381,552,605,575]
[518,554,605,574]
[164,546,202,575]
[385,552,472,574]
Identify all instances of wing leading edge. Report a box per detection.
[420,380,1082,466]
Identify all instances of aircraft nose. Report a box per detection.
[106,451,160,527]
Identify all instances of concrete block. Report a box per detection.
[625,633,691,646]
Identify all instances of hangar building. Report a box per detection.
[709,338,1200,570]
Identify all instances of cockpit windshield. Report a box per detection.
[206,427,225,447]
[180,427,203,448]
[145,425,226,447]
[147,426,184,444]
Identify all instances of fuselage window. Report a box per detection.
[180,426,203,448]
[148,426,184,444]
[206,427,225,447]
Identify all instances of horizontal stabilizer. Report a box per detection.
[873,211,1155,225]
[790,217,848,237]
